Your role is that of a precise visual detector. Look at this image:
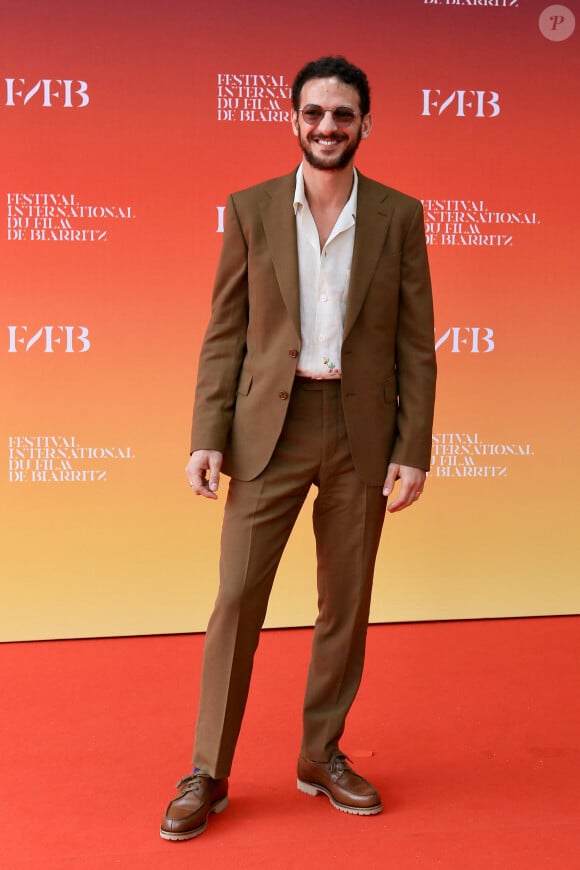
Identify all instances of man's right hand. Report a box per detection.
[186,450,223,499]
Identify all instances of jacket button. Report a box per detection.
[278,390,289,400]
[288,349,298,358]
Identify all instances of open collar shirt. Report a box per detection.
[293,164,358,379]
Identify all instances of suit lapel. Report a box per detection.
[259,172,301,339]
[344,173,393,340]
[258,169,393,343]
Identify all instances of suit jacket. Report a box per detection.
[191,169,436,485]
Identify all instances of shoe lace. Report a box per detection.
[175,772,209,792]
[328,752,353,776]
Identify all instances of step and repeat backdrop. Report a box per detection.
[2,0,578,641]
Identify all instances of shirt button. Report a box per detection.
[320,294,328,302]
[319,336,327,343]
[288,349,298,358]
[278,390,289,400]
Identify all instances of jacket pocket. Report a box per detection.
[236,369,253,396]
[383,376,398,404]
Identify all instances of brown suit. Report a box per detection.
[189,169,436,778]
[191,170,436,482]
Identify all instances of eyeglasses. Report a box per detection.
[299,105,360,127]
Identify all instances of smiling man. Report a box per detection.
[161,56,436,840]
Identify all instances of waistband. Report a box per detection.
[294,376,341,389]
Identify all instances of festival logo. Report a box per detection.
[421,89,500,118]
[7,326,91,353]
[5,79,89,107]
[217,73,291,122]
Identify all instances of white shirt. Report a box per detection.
[293,164,358,379]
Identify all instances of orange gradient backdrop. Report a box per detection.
[1,0,578,641]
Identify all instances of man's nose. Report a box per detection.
[317,109,339,133]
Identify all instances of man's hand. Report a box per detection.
[186,450,223,500]
[383,463,426,513]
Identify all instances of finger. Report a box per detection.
[193,477,218,499]
[198,483,218,500]
[388,485,423,513]
[208,454,222,493]
[185,464,216,499]
[188,473,214,498]
[382,463,399,497]
[388,480,417,513]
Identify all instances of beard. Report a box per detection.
[298,126,362,171]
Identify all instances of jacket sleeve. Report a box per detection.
[390,200,437,471]
[190,194,249,453]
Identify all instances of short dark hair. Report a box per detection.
[291,56,371,116]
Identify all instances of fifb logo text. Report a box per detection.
[5,79,89,108]
[422,90,500,118]
[435,327,494,353]
[8,326,91,353]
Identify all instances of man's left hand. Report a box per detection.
[383,463,426,513]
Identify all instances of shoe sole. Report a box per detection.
[297,779,382,816]
[160,795,229,841]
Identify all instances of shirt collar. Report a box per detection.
[293,164,358,219]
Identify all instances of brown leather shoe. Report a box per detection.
[297,753,382,815]
[160,772,229,840]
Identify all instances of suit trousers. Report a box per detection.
[192,377,387,779]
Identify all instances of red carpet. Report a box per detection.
[2,617,579,868]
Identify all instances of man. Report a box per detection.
[161,56,436,840]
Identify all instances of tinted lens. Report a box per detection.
[300,105,357,126]
[332,107,356,125]
[301,106,324,124]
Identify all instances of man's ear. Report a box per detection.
[361,113,373,140]
[291,111,300,137]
